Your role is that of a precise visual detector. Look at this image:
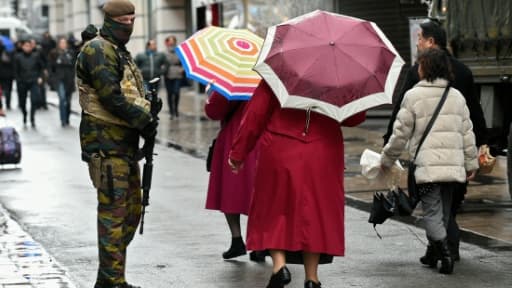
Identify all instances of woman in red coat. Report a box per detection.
[229,81,365,288]
[204,88,263,261]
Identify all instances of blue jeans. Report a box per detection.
[57,82,72,125]
[165,78,181,117]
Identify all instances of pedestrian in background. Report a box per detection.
[31,38,49,110]
[134,39,168,89]
[76,0,159,287]
[0,40,15,111]
[80,24,99,46]
[229,80,365,288]
[13,40,45,127]
[49,37,76,127]
[164,35,184,119]
[204,83,266,262]
[382,19,488,261]
[381,48,478,274]
[40,31,56,61]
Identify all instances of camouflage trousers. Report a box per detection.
[92,156,141,288]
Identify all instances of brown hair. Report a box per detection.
[417,48,453,82]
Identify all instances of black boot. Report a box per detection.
[434,239,454,274]
[249,250,269,262]
[304,280,322,288]
[420,238,440,268]
[266,266,291,288]
[222,236,246,259]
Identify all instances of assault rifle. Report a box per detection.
[139,77,162,235]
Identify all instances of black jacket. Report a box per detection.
[14,50,45,83]
[0,44,14,80]
[48,48,76,92]
[383,56,488,147]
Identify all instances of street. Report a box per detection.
[1,100,512,288]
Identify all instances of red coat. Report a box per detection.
[204,91,258,214]
[230,81,365,258]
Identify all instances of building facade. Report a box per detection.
[45,0,189,54]
[45,0,337,54]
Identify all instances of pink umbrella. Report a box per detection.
[254,10,405,122]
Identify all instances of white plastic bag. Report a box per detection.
[360,149,403,180]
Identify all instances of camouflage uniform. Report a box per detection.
[76,16,152,288]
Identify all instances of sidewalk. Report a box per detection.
[0,206,76,288]
[49,86,512,249]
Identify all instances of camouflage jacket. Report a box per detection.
[77,26,152,157]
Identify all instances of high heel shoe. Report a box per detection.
[266,266,291,288]
[222,236,246,259]
[304,280,322,288]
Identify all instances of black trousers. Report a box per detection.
[17,81,40,123]
[446,183,466,253]
[0,79,13,109]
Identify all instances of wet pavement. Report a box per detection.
[0,87,511,287]
[0,206,76,288]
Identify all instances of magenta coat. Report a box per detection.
[230,81,365,261]
[204,91,258,214]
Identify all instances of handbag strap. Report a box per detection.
[413,84,450,161]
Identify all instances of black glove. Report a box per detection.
[140,120,158,140]
[151,98,163,117]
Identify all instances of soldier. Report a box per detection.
[76,1,159,287]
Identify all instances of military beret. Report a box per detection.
[102,0,135,17]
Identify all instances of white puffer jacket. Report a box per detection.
[382,79,479,184]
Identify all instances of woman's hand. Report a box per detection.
[205,79,216,96]
[466,170,477,181]
[228,157,243,174]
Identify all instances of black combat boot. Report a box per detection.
[222,236,246,259]
[420,238,440,268]
[434,238,454,274]
[266,266,291,288]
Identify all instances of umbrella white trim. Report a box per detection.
[254,11,406,122]
[255,53,404,123]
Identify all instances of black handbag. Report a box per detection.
[408,84,450,207]
[206,138,216,172]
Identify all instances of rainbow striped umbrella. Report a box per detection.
[176,26,263,100]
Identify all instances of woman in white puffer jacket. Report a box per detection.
[381,48,478,275]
